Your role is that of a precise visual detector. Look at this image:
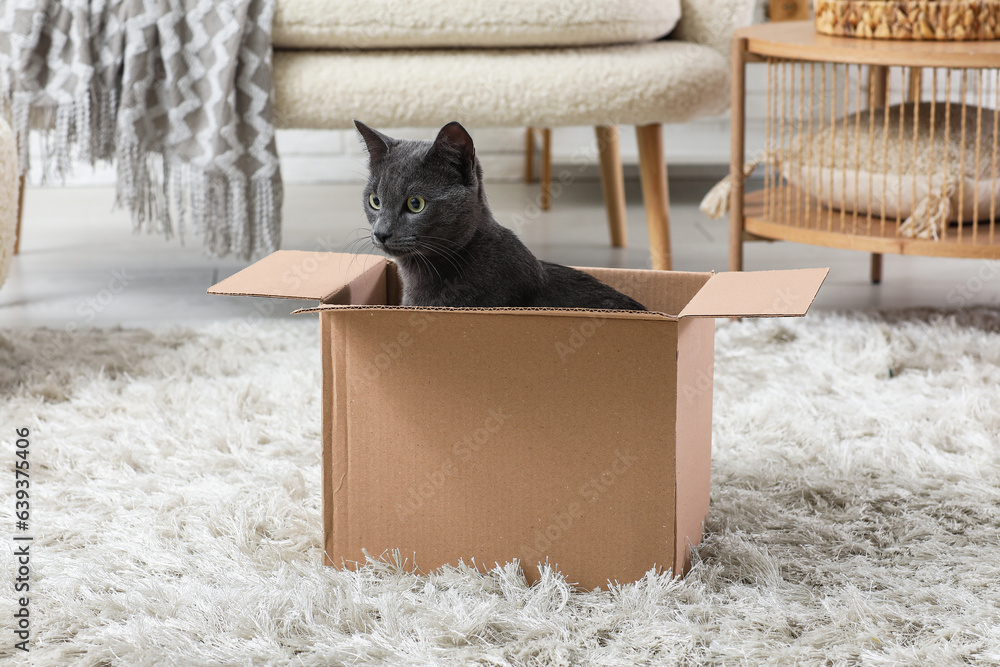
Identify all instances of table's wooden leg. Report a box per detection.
[907,67,922,103]
[872,65,889,107]
[870,253,883,284]
[868,65,890,286]
[729,37,748,272]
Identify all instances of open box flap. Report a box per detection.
[679,268,829,318]
[208,251,388,302]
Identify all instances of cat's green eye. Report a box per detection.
[369,194,381,210]
[407,196,425,213]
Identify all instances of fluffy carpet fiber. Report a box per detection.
[1,309,999,665]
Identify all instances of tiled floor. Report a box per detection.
[3,176,1000,329]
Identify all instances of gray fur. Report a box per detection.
[355,121,646,311]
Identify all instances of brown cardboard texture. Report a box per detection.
[210,251,828,590]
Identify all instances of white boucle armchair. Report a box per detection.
[270,0,755,270]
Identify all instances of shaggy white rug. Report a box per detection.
[1,310,999,665]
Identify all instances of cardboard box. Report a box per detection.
[210,251,827,589]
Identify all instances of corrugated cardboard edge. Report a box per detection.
[321,315,335,566]
[292,304,673,320]
[679,268,830,318]
[322,314,353,567]
[208,251,387,302]
[673,318,715,576]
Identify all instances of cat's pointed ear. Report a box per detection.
[355,120,393,164]
[431,121,476,182]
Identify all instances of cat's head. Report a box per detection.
[355,120,485,259]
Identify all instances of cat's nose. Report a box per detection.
[373,230,391,245]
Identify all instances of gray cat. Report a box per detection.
[355,120,646,311]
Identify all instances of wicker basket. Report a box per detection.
[815,1,1000,40]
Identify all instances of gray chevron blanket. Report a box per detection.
[0,0,282,259]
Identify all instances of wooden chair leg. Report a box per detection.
[595,125,627,248]
[871,253,882,284]
[540,128,552,211]
[524,128,536,183]
[15,172,25,255]
[636,123,672,271]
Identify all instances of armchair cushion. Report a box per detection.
[272,41,728,129]
[674,0,757,58]
[273,0,681,49]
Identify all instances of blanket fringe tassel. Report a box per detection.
[3,94,281,260]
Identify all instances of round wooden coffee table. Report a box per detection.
[728,21,1000,282]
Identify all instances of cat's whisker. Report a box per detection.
[341,228,374,255]
[414,251,444,284]
[418,237,470,264]
[419,239,473,272]
[343,238,375,273]
[414,237,459,257]
[343,237,374,256]
[415,240,467,279]
[419,234,466,248]
[344,234,386,278]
